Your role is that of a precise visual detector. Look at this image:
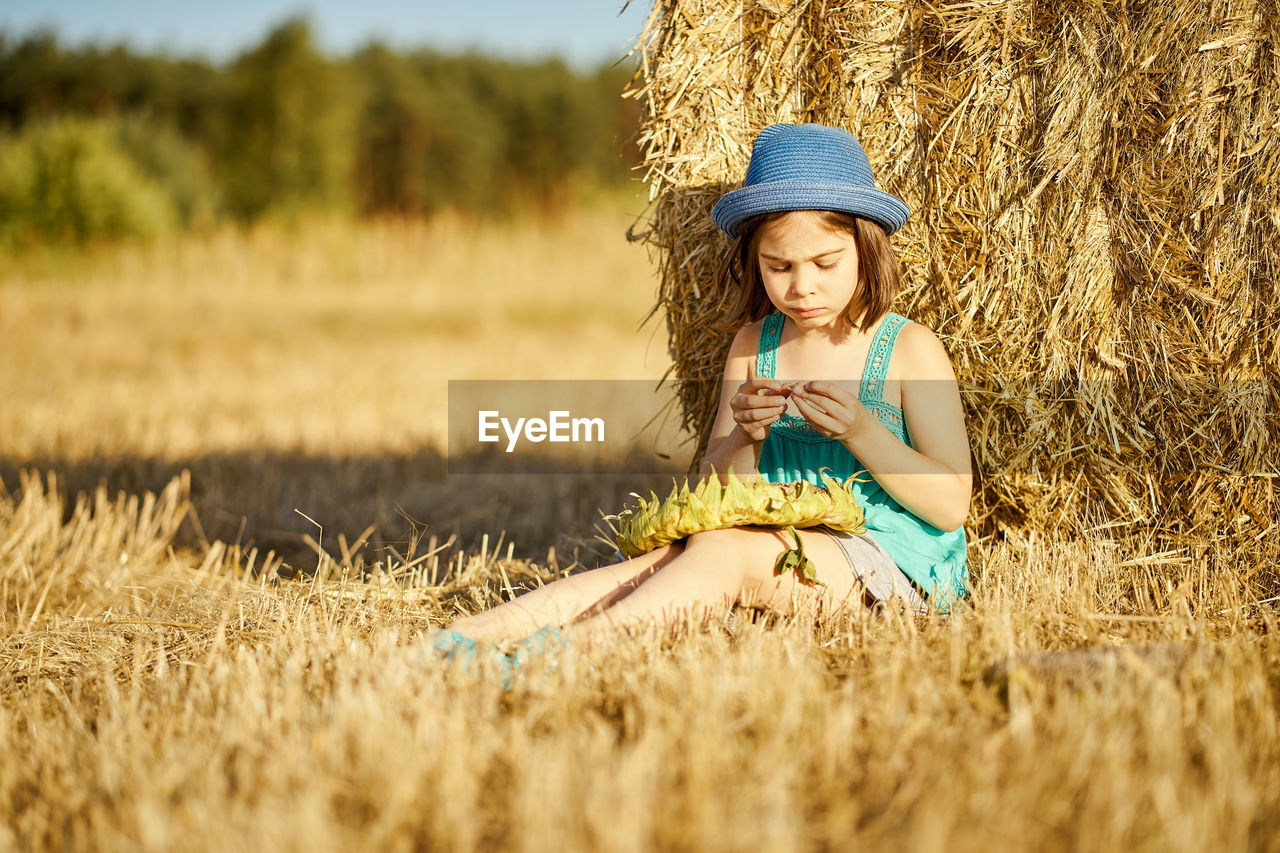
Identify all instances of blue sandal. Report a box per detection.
[422,629,509,680]
[508,626,571,672]
[421,626,569,690]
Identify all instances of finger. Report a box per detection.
[791,394,841,429]
[735,395,786,417]
[749,360,786,393]
[754,380,785,396]
[736,416,777,441]
[735,410,785,431]
[792,386,848,417]
[791,394,830,417]
[733,408,781,426]
[742,413,782,431]
[733,390,783,408]
[745,397,787,416]
[796,380,854,403]
[742,362,783,396]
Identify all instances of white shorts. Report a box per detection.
[824,529,928,614]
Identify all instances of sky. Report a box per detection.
[0,0,650,68]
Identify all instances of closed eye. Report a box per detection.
[765,257,839,272]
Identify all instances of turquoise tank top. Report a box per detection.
[756,311,969,611]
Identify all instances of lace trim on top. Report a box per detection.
[757,311,909,442]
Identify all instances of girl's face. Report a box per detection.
[756,211,860,332]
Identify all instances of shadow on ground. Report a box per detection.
[0,447,689,573]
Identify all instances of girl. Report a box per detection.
[430,123,971,665]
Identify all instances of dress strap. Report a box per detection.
[860,313,909,403]
[756,312,785,378]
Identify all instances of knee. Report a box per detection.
[680,527,744,564]
[681,526,775,583]
[688,526,837,593]
[682,525,754,554]
[446,612,480,633]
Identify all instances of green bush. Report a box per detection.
[0,117,176,245]
[112,114,222,229]
[0,22,643,233]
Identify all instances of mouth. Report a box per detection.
[792,306,824,318]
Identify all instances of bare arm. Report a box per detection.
[846,324,971,531]
[790,323,972,531]
[698,323,785,480]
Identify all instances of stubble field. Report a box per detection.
[1,198,1277,851]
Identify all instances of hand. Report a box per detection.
[730,358,789,442]
[789,380,873,443]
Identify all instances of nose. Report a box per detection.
[787,268,817,297]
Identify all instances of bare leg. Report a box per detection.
[446,543,684,641]
[563,526,864,649]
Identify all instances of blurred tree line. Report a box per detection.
[0,18,643,244]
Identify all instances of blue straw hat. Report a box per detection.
[712,123,910,238]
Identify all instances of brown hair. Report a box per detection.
[712,210,901,334]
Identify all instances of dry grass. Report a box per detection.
[0,196,675,566]
[2,471,1277,851]
[1,195,1278,850]
[0,200,668,458]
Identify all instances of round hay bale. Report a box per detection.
[627,0,1280,601]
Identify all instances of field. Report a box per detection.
[2,198,1278,851]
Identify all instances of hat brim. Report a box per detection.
[712,181,911,238]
